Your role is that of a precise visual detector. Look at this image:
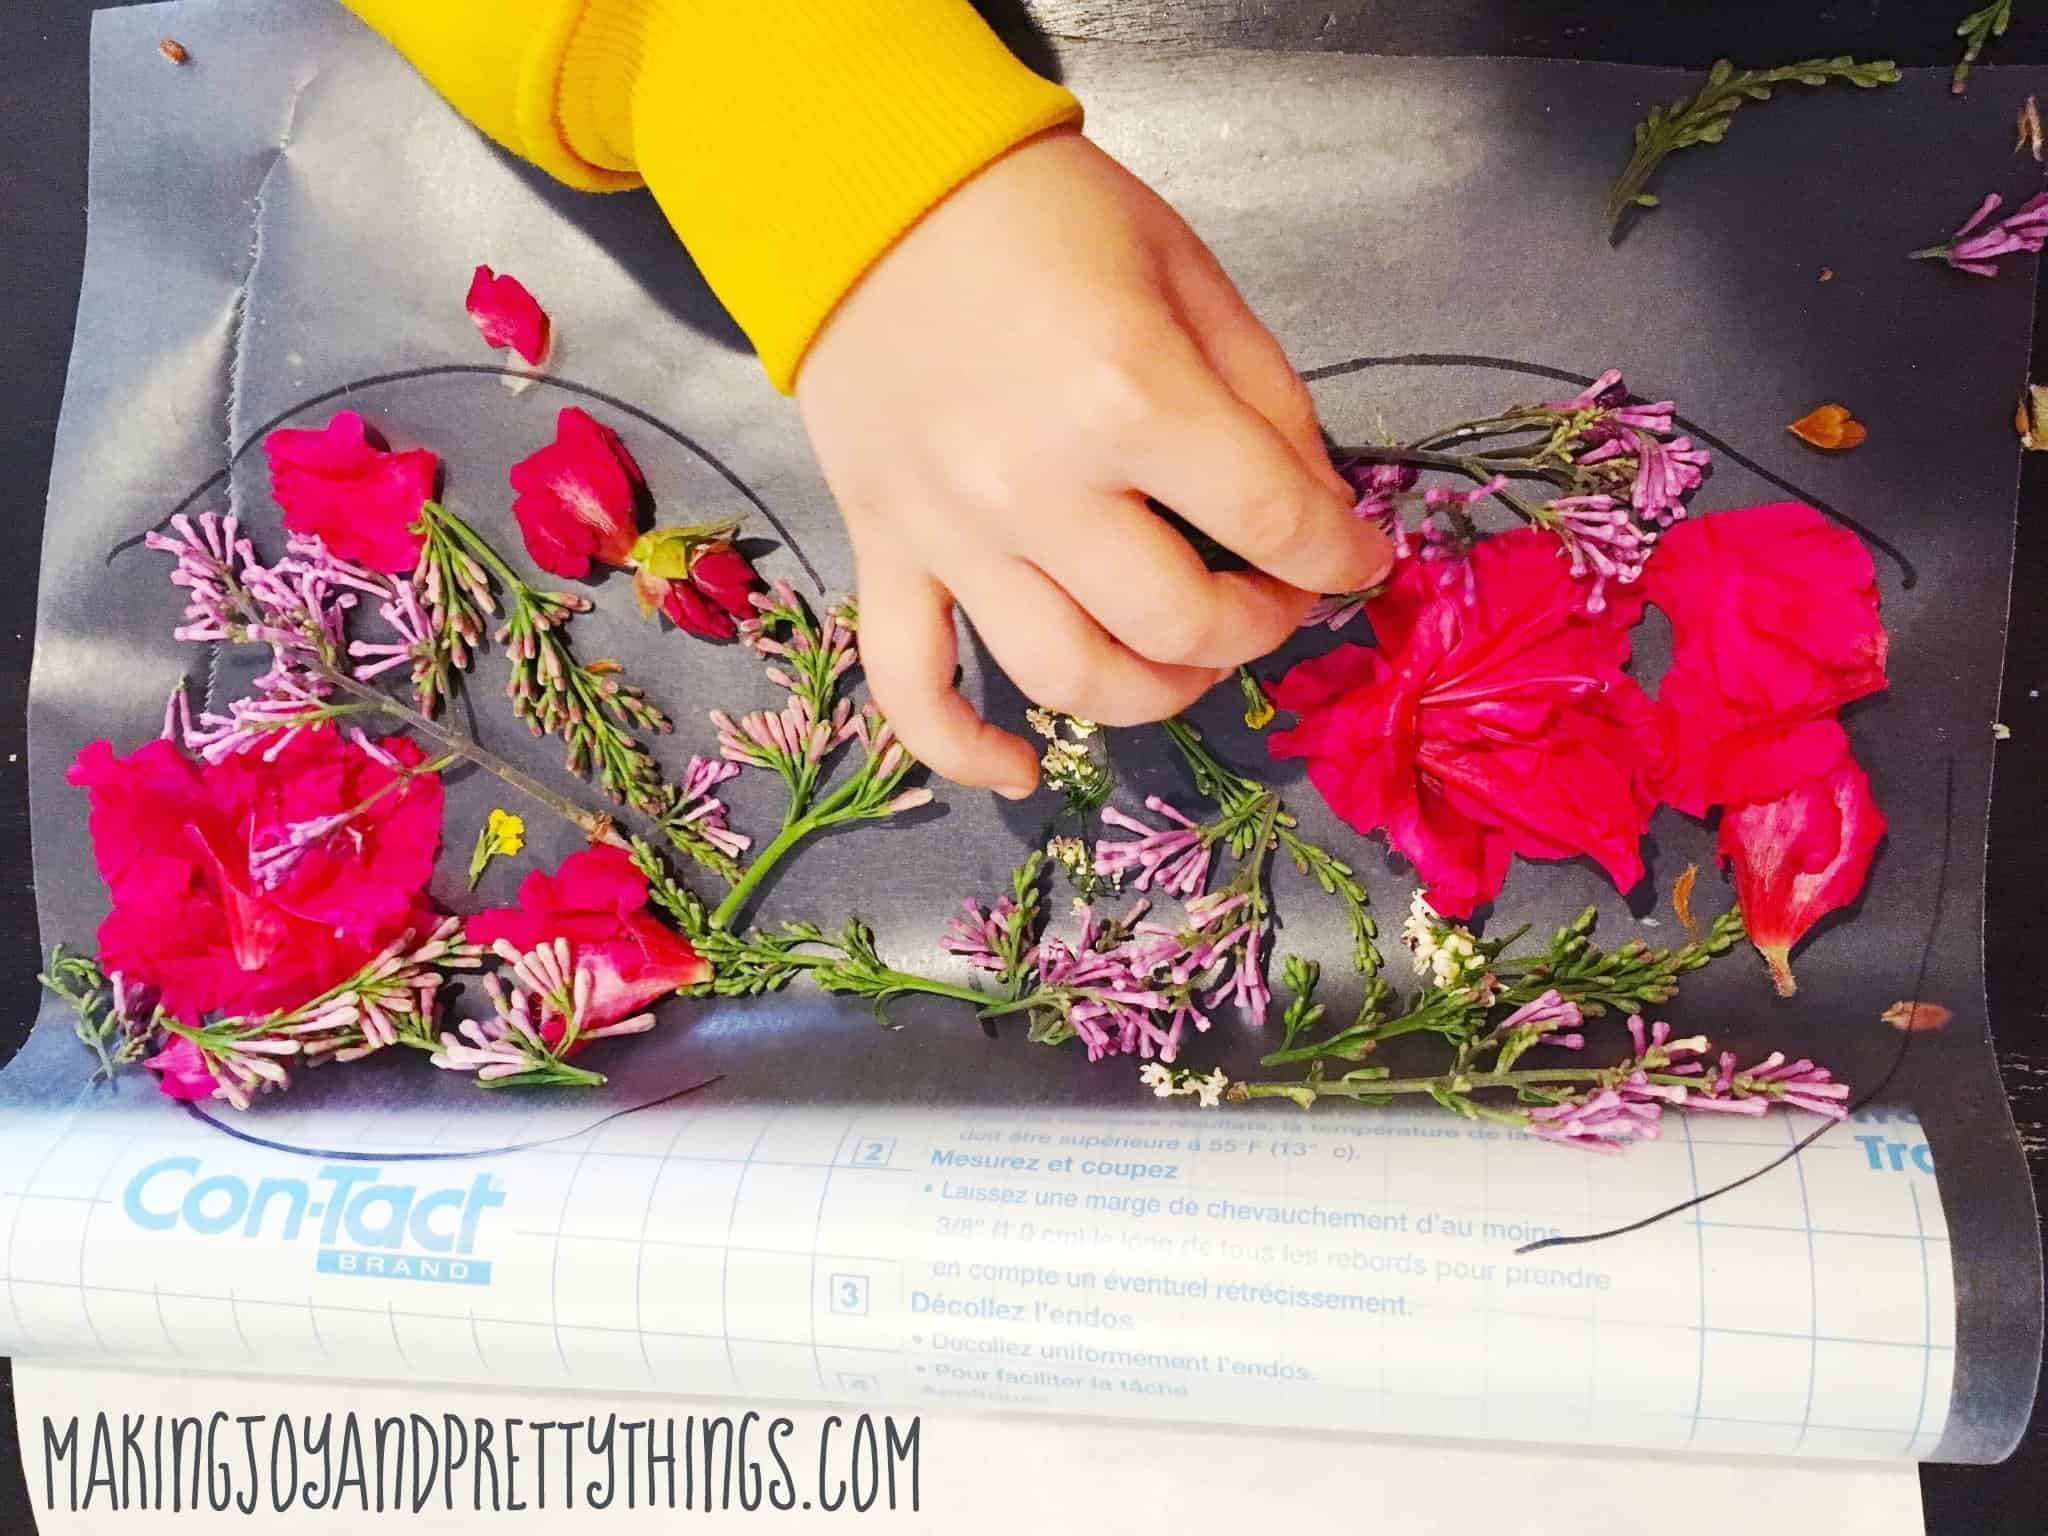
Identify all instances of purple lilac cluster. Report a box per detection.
[1913,191,2048,276]
[668,755,751,861]
[946,796,1270,1064]
[1093,795,1211,897]
[151,511,409,762]
[279,916,483,1066]
[1546,494,1654,616]
[1416,475,1506,606]
[1525,1013,1851,1152]
[712,694,853,775]
[1552,369,1710,530]
[433,937,656,1081]
[1340,459,1421,560]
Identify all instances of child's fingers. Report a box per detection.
[1164,239,1348,494]
[1118,327,1393,596]
[953,557,1228,727]
[1036,492,1309,668]
[854,552,1039,798]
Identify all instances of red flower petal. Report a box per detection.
[262,411,437,574]
[1717,756,1887,997]
[1633,502,1887,815]
[659,575,738,641]
[688,541,764,619]
[1270,527,1658,917]
[465,265,551,366]
[507,407,645,579]
[467,847,710,1036]
[68,729,444,1023]
[142,1036,220,1102]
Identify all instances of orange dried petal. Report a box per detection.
[1788,404,1867,451]
[1881,1000,1951,1033]
[1671,862,1701,945]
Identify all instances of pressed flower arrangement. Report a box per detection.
[39,272,1880,1150]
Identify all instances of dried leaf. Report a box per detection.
[2019,383,2048,449]
[2019,94,2044,162]
[1787,403,1867,451]
[1671,863,1701,946]
[1881,1000,1951,1033]
[158,37,189,65]
[583,658,624,675]
[1818,266,1835,282]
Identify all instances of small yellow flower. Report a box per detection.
[488,809,526,855]
[1239,667,1276,730]
[467,809,527,888]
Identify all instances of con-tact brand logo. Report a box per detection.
[121,1159,506,1287]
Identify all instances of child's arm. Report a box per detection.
[343,0,1391,795]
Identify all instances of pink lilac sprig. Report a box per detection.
[1549,371,1709,528]
[431,937,656,1089]
[348,570,473,717]
[401,498,497,716]
[702,597,931,933]
[740,581,859,722]
[949,813,1281,1066]
[1340,459,1421,559]
[1093,795,1213,897]
[1315,369,1708,618]
[657,753,753,883]
[243,749,456,891]
[270,916,485,1066]
[71,917,486,1109]
[1231,992,1851,1151]
[1546,494,1655,615]
[150,513,376,760]
[1910,190,2048,275]
[971,894,1218,1063]
[710,692,854,811]
[1415,476,1506,605]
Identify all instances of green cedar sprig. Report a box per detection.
[1605,56,1901,239]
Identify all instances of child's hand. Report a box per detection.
[796,128,1392,798]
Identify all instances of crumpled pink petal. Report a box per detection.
[1717,756,1887,997]
[507,407,645,580]
[1270,527,1659,917]
[1618,501,1887,814]
[143,1036,220,1103]
[467,847,711,1037]
[261,411,438,574]
[465,265,551,366]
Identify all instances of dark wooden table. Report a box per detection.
[2,1,2042,1528]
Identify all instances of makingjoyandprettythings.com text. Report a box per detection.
[39,1407,921,1517]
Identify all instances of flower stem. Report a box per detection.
[1235,1065,1665,1103]
[1326,444,1561,523]
[427,502,529,594]
[319,666,624,847]
[710,774,865,930]
[1402,415,1546,452]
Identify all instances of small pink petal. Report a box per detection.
[466,265,551,367]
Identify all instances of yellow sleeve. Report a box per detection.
[340,0,1083,391]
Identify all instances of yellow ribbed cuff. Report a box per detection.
[345,0,642,192]
[573,0,1083,391]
